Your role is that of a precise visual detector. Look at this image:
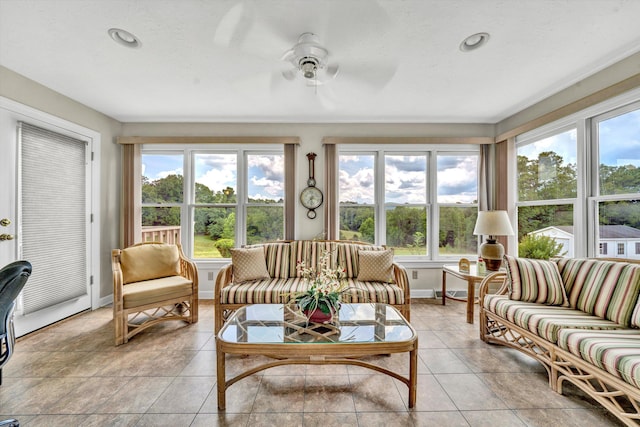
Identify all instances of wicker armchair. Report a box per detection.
[112,242,198,345]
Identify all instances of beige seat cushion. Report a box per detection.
[121,244,180,284]
[123,275,193,309]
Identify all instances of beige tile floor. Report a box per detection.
[0,299,624,426]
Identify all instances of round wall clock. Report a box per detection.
[300,152,323,219]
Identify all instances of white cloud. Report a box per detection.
[156,168,183,179]
[339,167,374,204]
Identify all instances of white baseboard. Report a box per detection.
[410,289,435,299]
[99,294,113,308]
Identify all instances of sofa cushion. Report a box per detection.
[290,241,339,278]
[357,249,395,283]
[220,277,405,305]
[121,244,180,284]
[504,255,567,305]
[483,295,625,343]
[632,301,640,328]
[337,243,386,278]
[221,277,308,304]
[340,279,405,305]
[246,242,290,279]
[554,258,640,326]
[230,247,270,283]
[557,328,640,389]
[122,275,193,309]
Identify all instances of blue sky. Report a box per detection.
[518,109,640,167]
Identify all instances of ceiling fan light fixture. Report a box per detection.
[300,58,318,79]
[459,32,489,52]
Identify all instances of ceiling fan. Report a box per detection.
[280,33,339,86]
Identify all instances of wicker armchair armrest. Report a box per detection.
[478,271,508,302]
[111,249,124,307]
[214,263,234,300]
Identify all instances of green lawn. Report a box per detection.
[193,234,223,258]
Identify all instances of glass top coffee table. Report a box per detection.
[216,303,418,410]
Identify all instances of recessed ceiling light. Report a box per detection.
[108,28,141,48]
[459,32,489,52]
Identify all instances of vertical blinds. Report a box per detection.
[19,122,88,315]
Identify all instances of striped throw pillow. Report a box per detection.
[555,258,640,326]
[505,255,568,306]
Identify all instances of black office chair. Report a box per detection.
[0,261,32,386]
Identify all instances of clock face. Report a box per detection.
[300,186,323,210]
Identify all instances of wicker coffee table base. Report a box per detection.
[216,346,418,410]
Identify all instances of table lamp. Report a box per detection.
[473,210,514,271]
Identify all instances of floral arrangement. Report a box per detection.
[293,250,347,319]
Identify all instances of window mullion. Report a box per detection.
[429,151,438,260]
[376,150,385,245]
[237,151,246,247]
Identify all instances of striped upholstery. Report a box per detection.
[247,242,290,279]
[289,241,340,277]
[554,258,640,326]
[504,255,567,305]
[557,329,640,389]
[337,243,387,278]
[221,277,405,305]
[484,295,625,343]
[339,279,404,305]
[632,301,640,328]
[221,277,307,304]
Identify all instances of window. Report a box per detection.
[600,242,608,255]
[636,242,640,254]
[593,104,640,260]
[516,128,577,258]
[515,93,640,260]
[338,147,478,259]
[142,147,284,258]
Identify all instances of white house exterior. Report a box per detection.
[529,225,640,260]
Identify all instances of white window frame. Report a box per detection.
[513,87,640,258]
[141,144,284,264]
[515,123,582,257]
[338,144,479,266]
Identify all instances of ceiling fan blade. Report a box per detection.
[213,2,254,48]
[282,68,297,81]
[337,61,397,91]
[325,63,340,80]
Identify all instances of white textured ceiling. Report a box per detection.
[1,0,639,123]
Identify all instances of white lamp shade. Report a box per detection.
[473,210,514,237]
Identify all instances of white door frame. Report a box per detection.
[0,96,101,335]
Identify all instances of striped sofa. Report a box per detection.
[480,256,640,426]
[214,240,410,334]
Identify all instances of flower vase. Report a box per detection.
[303,308,334,324]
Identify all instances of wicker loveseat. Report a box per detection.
[480,255,640,426]
[214,240,410,333]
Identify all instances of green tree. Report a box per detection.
[518,234,566,259]
[359,217,375,243]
